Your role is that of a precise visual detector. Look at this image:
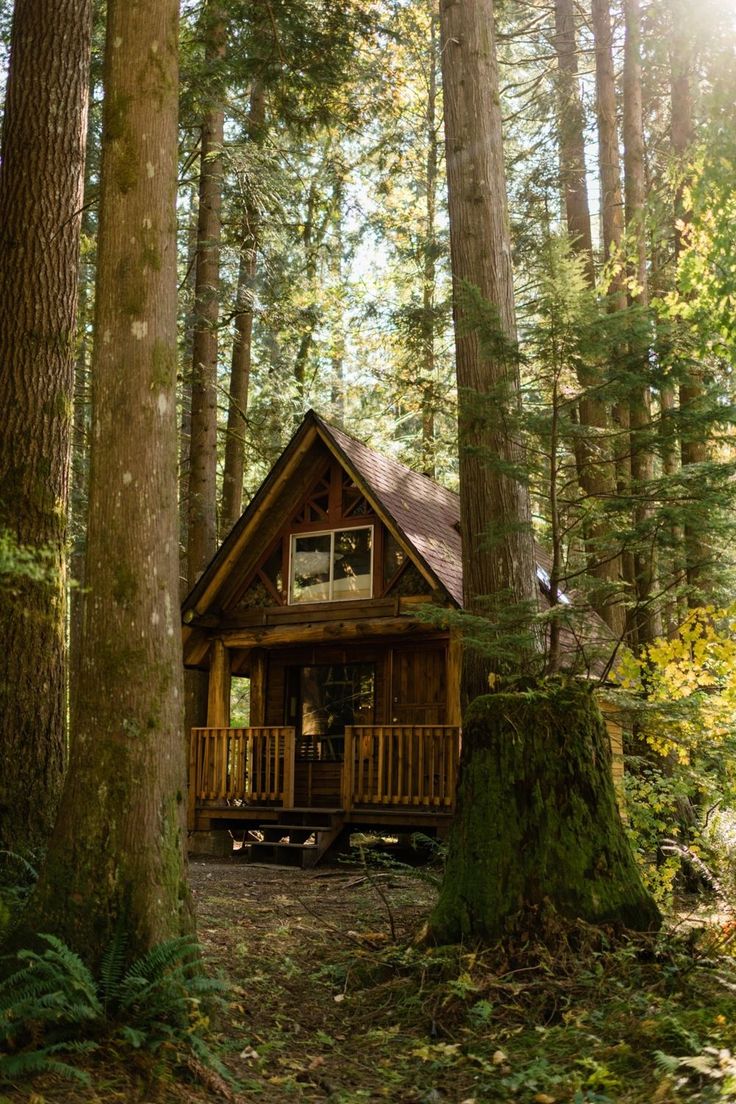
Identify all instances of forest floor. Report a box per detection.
[5,852,736,1104]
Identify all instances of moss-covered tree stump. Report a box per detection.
[428,683,660,943]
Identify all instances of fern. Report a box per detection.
[0,932,229,1089]
[653,1050,680,1074]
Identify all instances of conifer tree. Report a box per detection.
[23,0,194,962]
[0,0,93,853]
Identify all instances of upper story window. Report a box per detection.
[290,526,373,604]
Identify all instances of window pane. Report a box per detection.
[292,534,331,603]
[299,663,375,761]
[333,528,372,600]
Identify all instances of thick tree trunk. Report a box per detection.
[187,2,225,586]
[24,0,194,963]
[439,0,538,698]
[623,0,660,645]
[553,0,624,637]
[220,79,265,536]
[0,0,92,853]
[428,686,660,942]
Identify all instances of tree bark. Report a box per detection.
[428,686,661,942]
[420,5,439,480]
[187,1,226,587]
[591,0,637,615]
[220,79,266,536]
[670,0,709,605]
[553,0,624,637]
[439,0,538,699]
[623,0,661,645]
[24,0,194,963]
[0,0,92,853]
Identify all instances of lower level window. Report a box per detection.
[288,662,376,761]
[290,527,372,603]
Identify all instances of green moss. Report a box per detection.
[428,683,660,944]
[112,564,138,608]
[151,341,175,389]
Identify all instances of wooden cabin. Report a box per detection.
[182,411,621,866]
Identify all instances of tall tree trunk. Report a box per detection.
[185,3,226,744]
[420,6,439,479]
[25,0,194,963]
[187,2,226,585]
[439,0,538,701]
[553,0,624,637]
[591,0,637,631]
[0,0,93,853]
[69,199,95,723]
[220,79,266,536]
[671,0,708,605]
[623,0,661,644]
[329,182,347,428]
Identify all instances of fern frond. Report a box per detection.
[653,1050,681,1074]
[99,927,128,1007]
[0,1041,95,1086]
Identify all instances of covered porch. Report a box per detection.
[188,722,461,827]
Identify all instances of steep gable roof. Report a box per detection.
[182,412,617,678]
[319,417,463,606]
[182,410,464,619]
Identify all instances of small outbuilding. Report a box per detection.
[182,410,621,865]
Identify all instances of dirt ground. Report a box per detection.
[189,853,446,1103]
[6,853,461,1104]
[8,855,736,1104]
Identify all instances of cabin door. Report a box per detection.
[389,647,447,725]
[285,662,375,806]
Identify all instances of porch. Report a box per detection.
[188,723,461,836]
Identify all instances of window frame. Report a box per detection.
[288,524,374,605]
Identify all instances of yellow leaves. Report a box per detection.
[611,605,736,760]
[411,1041,462,1062]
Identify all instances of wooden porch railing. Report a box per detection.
[189,726,295,814]
[342,725,460,810]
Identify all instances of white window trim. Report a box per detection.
[289,525,374,605]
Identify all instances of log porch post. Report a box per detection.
[446,631,462,727]
[250,647,267,726]
[206,638,231,727]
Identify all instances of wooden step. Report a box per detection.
[247,810,346,869]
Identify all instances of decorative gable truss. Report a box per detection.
[229,459,433,614]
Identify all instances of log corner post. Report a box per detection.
[206,638,231,728]
[446,631,462,728]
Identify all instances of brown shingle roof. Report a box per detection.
[317,415,464,605]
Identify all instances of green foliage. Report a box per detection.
[0,933,228,1088]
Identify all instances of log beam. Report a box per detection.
[221,616,441,650]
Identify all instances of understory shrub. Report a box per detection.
[0,933,228,1087]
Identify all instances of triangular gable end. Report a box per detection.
[181,412,454,633]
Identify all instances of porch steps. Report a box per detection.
[247,808,346,869]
